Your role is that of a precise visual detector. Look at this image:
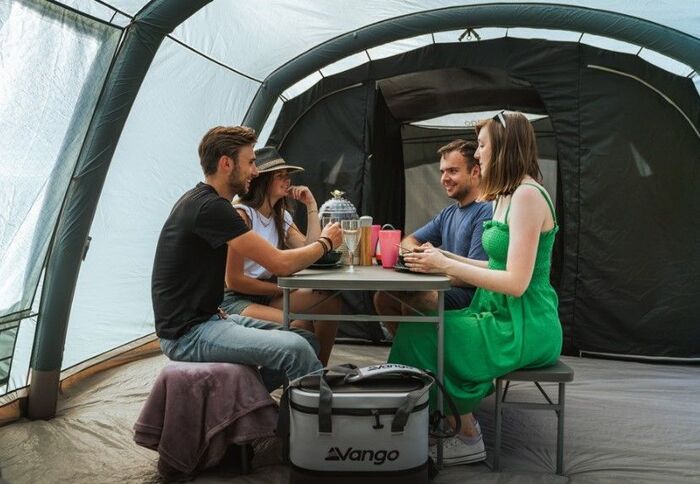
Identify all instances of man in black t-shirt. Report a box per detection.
[152,126,342,389]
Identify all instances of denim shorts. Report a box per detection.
[221,290,273,315]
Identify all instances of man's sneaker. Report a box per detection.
[429,435,486,466]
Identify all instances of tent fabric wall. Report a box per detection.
[365,87,406,229]
[63,37,261,369]
[270,84,371,218]
[26,0,211,418]
[266,38,700,358]
[0,0,121,391]
[575,48,700,358]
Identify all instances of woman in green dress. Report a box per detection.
[393,112,563,465]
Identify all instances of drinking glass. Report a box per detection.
[341,219,360,272]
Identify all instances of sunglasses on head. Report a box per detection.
[492,110,506,129]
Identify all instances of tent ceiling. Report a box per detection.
[57,1,699,83]
[65,1,699,73]
[240,2,700,130]
[55,0,700,134]
[378,67,545,123]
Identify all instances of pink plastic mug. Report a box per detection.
[378,228,401,268]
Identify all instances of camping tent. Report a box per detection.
[1,0,699,421]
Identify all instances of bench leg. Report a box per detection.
[493,378,504,471]
[556,382,565,475]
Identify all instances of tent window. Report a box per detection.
[508,28,581,42]
[0,324,18,390]
[692,73,700,97]
[320,52,369,77]
[0,0,119,326]
[638,48,694,77]
[367,34,433,60]
[580,33,639,55]
[282,71,323,100]
[257,98,285,146]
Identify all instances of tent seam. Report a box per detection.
[165,35,263,84]
[587,64,700,139]
[43,0,127,28]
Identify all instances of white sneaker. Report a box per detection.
[429,435,486,466]
[429,418,481,446]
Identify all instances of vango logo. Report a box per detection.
[325,446,400,465]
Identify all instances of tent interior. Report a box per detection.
[1,0,699,482]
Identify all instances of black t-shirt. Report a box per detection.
[152,182,249,339]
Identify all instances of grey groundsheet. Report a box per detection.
[1,344,699,483]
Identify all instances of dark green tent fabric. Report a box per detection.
[267,38,700,359]
[576,48,700,357]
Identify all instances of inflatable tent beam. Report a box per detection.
[27,0,211,420]
[243,3,700,132]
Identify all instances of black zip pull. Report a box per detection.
[371,409,384,429]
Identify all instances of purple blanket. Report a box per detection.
[134,361,277,474]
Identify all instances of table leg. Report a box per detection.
[283,288,290,330]
[437,290,445,466]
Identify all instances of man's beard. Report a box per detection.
[448,184,471,201]
[228,170,247,196]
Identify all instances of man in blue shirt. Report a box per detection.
[374,140,492,335]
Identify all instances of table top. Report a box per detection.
[277,264,451,291]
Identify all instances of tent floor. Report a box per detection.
[1,344,698,483]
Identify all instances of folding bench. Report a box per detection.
[492,359,574,475]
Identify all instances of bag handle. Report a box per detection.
[318,364,445,435]
[344,363,426,383]
[281,364,461,437]
[426,369,462,439]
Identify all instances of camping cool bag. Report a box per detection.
[281,363,459,484]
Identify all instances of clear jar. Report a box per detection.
[318,190,359,264]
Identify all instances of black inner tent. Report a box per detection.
[268,38,700,359]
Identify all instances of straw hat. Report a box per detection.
[255,146,304,174]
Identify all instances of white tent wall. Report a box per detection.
[0,0,120,390]
[64,38,261,367]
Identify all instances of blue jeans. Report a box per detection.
[160,314,322,391]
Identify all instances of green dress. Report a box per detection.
[388,184,563,414]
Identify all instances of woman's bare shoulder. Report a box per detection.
[235,207,252,228]
[511,184,549,216]
[512,183,545,202]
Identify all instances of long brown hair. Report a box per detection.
[475,112,541,201]
[239,172,292,249]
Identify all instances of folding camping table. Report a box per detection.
[277,264,451,464]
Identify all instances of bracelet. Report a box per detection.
[316,239,330,256]
[319,237,332,253]
[319,236,333,251]
[307,208,318,214]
